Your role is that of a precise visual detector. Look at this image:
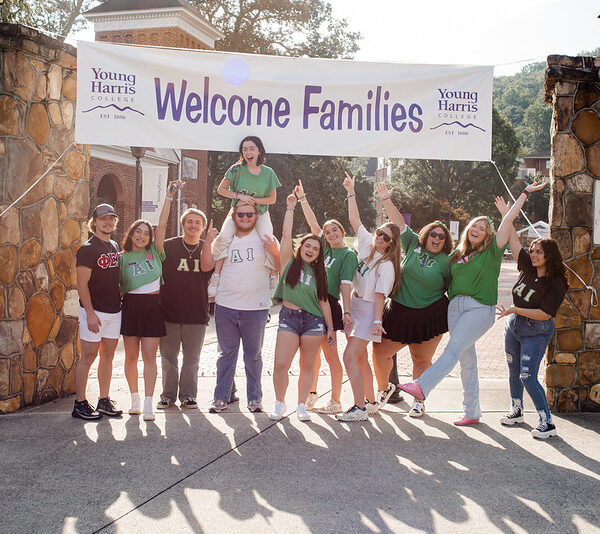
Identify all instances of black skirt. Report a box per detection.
[328,293,345,331]
[382,296,449,344]
[121,293,167,337]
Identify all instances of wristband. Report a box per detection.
[521,189,530,197]
[346,194,356,198]
[343,311,351,316]
[373,320,382,325]
[297,194,306,201]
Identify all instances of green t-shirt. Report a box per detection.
[226,163,281,215]
[447,237,507,305]
[392,227,451,308]
[119,242,165,295]
[323,243,358,301]
[273,259,323,317]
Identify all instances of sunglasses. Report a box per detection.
[429,231,446,240]
[376,229,392,243]
[236,211,256,218]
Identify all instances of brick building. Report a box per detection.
[83,0,223,239]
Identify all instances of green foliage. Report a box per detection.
[0,0,97,39]
[388,108,520,230]
[192,0,360,58]
[209,152,376,238]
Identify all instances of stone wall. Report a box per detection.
[545,55,600,412]
[0,24,89,412]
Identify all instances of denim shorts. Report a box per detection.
[278,305,325,337]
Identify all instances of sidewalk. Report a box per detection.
[2,262,599,533]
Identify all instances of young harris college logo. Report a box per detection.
[81,67,144,117]
[430,88,485,135]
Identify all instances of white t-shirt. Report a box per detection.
[215,230,271,310]
[353,225,395,303]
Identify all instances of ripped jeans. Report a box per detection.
[504,314,555,422]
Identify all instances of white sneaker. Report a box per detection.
[297,403,311,422]
[143,396,155,421]
[128,393,141,415]
[531,420,557,439]
[408,400,425,418]
[376,383,396,409]
[365,401,379,416]
[268,400,286,421]
[305,392,319,411]
[335,405,368,422]
[207,273,220,298]
[318,400,343,414]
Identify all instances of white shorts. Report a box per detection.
[79,307,122,342]
[349,295,381,343]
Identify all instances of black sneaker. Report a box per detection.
[96,397,123,417]
[156,397,175,410]
[531,420,557,439]
[229,393,240,403]
[180,398,198,409]
[72,400,102,420]
[500,407,524,425]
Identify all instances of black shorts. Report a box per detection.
[328,293,345,331]
[382,296,449,344]
[121,293,167,337]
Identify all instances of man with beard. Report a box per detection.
[206,201,278,413]
[157,208,213,409]
[73,204,122,420]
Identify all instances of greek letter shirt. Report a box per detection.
[119,242,165,295]
[273,259,323,317]
[226,163,281,215]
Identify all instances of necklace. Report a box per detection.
[182,237,200,259]
[96,235,116,254]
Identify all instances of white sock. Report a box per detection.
[131,392,140,402]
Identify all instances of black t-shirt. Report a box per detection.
[511,248,567,317]
[160,236,212,325]
[76,235,121,313]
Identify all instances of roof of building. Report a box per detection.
[86,0,201,15]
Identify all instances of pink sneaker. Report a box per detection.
[396,381,425,401]
[453,415,480,426]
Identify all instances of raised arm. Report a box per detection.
[376,182,406,232]
[496,181,546,248]
[201,219,218,271]
[279,193,297,269]
[494,197,522,261]
[155,180,183,254]
[343,172,362,234]
[294,179,321,235]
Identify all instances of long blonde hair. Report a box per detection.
[364,222,403,295]
[451,216,494,265]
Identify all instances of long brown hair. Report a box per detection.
[451,216,494,265]
[121,220,153,252]
[530,238,567,284]
[285,234,328,301]
[364,222,403,296]
[237,136,266,166]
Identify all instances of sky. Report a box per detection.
[70,0,599,77]
[327,0,599,76]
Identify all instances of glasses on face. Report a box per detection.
[429,231,446,240]
[376,229,392,243]
[236,211,256,219]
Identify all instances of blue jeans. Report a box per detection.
[214,305,269,403]
[504,314,554,422]
[417,296,495,419]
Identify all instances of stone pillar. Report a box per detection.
[0,24,89,412]
[545,55,600,412]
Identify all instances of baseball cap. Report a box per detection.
[93,204,117,218]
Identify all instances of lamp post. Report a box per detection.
[130,147,147,220]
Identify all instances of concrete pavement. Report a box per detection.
[2,261,600,533]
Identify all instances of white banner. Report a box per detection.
[141,165,168,226]
[76,41,493,161]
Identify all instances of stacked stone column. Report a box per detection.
[0,24,89,412]
[545,55,600,412]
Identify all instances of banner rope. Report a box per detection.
[490,160,598,308]
[0,143,75,218]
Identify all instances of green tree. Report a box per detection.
[0,0,97,40]
[388,108,521,230]
[192,0,360,58]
